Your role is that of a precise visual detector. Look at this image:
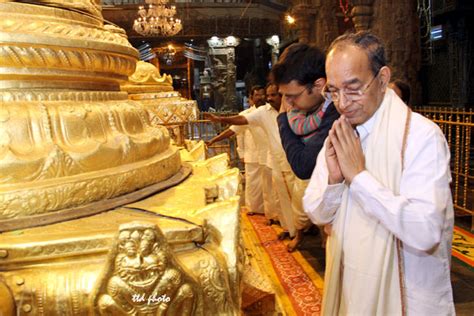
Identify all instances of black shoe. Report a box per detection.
[304,224,320,236]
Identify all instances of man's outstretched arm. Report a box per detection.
[203,113,249,125]
[206,128,235,146]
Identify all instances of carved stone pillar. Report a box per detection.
[312,0,339,50]
[207,36,240,112]
[351,0,375,31]
[448,18,470,106]
[290,1,316,44]
[371,0,421,105]
[225,47,238,111]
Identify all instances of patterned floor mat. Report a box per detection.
[245,213,323,315]
[452,226,474,268]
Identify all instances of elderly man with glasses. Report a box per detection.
[303,31,454,315]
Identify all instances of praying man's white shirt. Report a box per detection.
[304,89,455,315]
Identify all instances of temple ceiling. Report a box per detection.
[102,1,289,46]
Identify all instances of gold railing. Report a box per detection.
[414,107,474,230]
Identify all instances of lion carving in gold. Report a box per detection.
[95,222,201,315]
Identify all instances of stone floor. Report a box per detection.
[297,225,474,316]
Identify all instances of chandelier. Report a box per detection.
[133,0,182,37]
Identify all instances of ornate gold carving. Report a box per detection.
[0,239,109,264]
[0,91,128,102]
[121,85,174,94]
[0,2,138,91]
[121,61,174,95]
[121,61,199,132]
[95,222,202,315]
[0,154,242,314]
[30,0,102,18]
[191,199,242,310]
[0,280,15,316]
[196,256,234,314]
[0,45,136,82]
[0,0,242,313]
[0,99,171,182]
[147,100,199,125]
[0,148,180,220]
[0,17,131,48]
[0,2,135,49]
[128,61,174,86]
[128,91,181,100]
[0,208,206,266]
[0,94,184,222]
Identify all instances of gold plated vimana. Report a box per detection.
[0,0,243,314]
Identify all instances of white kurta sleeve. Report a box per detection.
[243,106,265,129]
[349,119,451,252]
[230,125,246,158]
[303,143,346,225]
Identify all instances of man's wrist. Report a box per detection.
[328,176,344,185]
[346,168,366,185]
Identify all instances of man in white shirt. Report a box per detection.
[205,84,304,250]
[303,31,455,315]
[254,84,282,226]
[207,86,266,215]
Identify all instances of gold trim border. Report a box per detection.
[0,90,129,102]
[0,45,137,82]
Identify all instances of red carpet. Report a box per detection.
[246,213,322,315]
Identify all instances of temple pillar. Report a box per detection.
[288,0,338,51]
[207,36,240,112]
[371,0,421,105]
[447,18,470,106]
[290,1,316,44]
[311,0,339,51]
[351,0,375,31]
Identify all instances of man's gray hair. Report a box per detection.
[328,31,386,76]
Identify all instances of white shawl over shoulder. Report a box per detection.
[323,89,409,316]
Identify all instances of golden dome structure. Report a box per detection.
[0,1,181,227]
[0,1,243,314]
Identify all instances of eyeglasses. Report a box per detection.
[322,70,380,103]
[282,86,308,102]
